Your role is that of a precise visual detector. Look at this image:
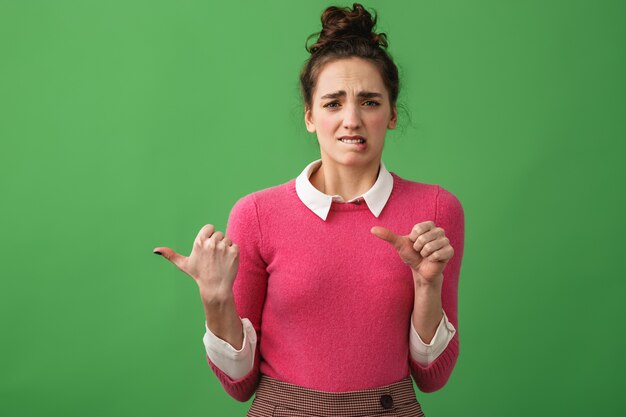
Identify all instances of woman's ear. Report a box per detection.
[304,106,316,133]
[387,105,398,129]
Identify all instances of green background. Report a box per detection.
[1,0,624,415]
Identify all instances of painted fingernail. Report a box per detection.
[153,251,162,255]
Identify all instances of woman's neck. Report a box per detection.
[309,157,380,201]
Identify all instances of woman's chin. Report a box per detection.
[334,154,380,168]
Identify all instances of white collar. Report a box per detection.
[295,159,394,221]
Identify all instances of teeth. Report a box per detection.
[340,138,364,144]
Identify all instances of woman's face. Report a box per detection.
[305,57,397,169]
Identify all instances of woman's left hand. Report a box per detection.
[371,221,454,286]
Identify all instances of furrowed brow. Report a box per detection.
[358,91,383,99]
[320,91,346,100]
[319,90,384,100]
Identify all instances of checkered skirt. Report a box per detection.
[247,375,425,417]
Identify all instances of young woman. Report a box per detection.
[154,4,465,416]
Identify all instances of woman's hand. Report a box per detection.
[371,221,454,286]
[154,224,244,348]
[153,224,240,300]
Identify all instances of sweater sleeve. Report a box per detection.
[203,317,257,379]
[409,185,465,393]
[205,193,269,402]
[409,308,456,365]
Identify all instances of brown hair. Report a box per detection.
[300,3,400,111]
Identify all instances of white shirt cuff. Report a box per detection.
[409,309,456,366]
[203,317,257,380]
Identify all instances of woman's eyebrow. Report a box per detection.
[320,90,384,99]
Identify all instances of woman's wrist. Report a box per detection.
[412,271,443,290]
[200,289,244,349]
[199,286,235,308]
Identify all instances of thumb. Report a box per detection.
[370,226,402,249]
[153,246,187,272]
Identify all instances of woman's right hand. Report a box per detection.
[153,224,240,300]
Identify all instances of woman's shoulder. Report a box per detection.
[389,172,464,212]
[390,171,436,192]
[229,178,297,213]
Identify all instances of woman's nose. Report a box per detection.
[343,104,362,129]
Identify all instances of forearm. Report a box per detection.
[200,289,244,350]
[411,272,444,345]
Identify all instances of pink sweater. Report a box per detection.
[206,173,465,401]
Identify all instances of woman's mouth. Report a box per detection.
[338,136,366,144]
[338,136,367,149]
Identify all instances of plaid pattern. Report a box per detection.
[247,375,425,417]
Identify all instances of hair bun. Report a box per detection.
[307,3,388,54]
